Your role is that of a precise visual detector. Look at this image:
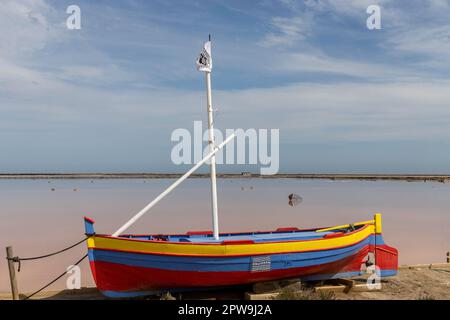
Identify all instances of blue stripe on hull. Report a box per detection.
[373,234,385,245]
[302,269,397,281]
[90,236,373,272]
[100,284,244,298]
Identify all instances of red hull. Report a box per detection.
[90,248,370,293]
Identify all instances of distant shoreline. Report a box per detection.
[0,173,449,182]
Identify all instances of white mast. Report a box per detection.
[204,35,220,240]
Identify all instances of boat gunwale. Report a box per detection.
[91,224,372,246]
[86,225,377,259]
[87,234,372,258]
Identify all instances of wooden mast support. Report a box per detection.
[112,133,235,237]
[6,246,19,300]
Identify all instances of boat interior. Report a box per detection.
[117,224,366,244]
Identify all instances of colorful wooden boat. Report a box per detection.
[84,213,397,298]
[83,38,398,298]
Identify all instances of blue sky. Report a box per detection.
[1,0,450,173]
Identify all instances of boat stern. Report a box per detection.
[84,216,96,236]
[370,213,398,277]
[305,213,398,281]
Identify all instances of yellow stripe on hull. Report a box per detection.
[87,224,375,257]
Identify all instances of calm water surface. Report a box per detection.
[1,178,449,292]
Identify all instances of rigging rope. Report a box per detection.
[22,254,88,300]
[6,237,88,263]
[5,237,90,300]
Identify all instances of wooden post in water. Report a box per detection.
[6,246,19,300]
[447,252,450,264]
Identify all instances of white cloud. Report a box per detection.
[0,57,67,94]
[0,0,60,59]
[3,76,450,145]
[1,0,450,151]
[386,25,450,64]
[297,0,391,17]
[274,52,416,79]
[260,0,450,79]
[214,80,450,143]
[260,16,311,47]
[0,0,145,94]
[59,66,105,79]
[0,0,68,94]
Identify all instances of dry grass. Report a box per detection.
[417,293,435,300]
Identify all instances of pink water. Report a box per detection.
[1,178,449,293]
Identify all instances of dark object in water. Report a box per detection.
[288,193,302,207]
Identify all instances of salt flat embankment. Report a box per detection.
[0,173,449,182]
